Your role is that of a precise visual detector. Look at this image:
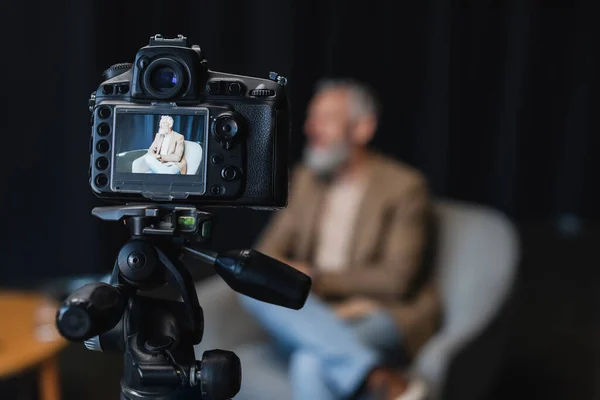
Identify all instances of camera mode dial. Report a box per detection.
[102,63,133,81]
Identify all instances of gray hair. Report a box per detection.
[160,115,174,128]
[314,78,381,120]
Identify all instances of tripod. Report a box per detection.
[56,204,311,400]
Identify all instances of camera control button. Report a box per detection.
[228,82,242,94]
[94,174,108,187]
[97,123,110,136]
[102,85,113,95]
[98,106,111,119]
[250,89,275,97]
[201,220,212,238]
[96,139,110,153]
[137,57,150,70]
[213,115,239,143]
[95,157,109,170]
[221,165,238,181]
[210,185,222,195]
[211,155,223,165]
[207,81,220,94]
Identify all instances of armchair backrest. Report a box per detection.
[413,200,519,398]
[183,141,203,175]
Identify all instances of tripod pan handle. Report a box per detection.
[213,249,312,310]
[56,282,127,341]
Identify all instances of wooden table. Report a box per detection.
[0,291,67,400]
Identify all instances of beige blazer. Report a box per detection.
[149,131,187,174]
[256,151,441,357]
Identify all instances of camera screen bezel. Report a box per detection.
[109,105,210,199]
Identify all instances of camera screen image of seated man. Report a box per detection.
[236,79,441,400]
[144,115,187,174]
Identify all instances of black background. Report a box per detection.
[1,1,598,399]
[114,113,206,153]
[1,0,598,281]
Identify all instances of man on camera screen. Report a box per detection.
[144,115,187,174]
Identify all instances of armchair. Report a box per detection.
[116,140,203,174]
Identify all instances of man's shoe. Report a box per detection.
[367,368,409,400]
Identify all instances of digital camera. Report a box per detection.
[88,34,290,209]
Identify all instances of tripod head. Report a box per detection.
[55,204,312,400]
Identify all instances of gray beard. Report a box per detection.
[302,142,351,178]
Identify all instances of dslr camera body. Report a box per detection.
[88,34,290,209]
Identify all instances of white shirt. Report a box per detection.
[159,133,172,156]
[313,175,367,273]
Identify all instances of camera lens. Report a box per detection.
[98,107,111,119]
[96,139,110,153]
[97,123,110,136]
[142,58,185,99]
[94,174,108,187]
[213,116,239,142]
[95,157,109,170]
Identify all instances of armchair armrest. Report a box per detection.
[117,149,147,164]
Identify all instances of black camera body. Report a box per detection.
[89,34,290,209]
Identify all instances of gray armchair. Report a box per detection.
[193,200,519,399]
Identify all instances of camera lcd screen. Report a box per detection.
[111,106,209,198]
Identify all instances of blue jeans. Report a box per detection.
[236,293,405,400]
[144,154,181,174]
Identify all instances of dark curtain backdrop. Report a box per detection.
[1,2,598,399]
[115,113,206,153]
[1,1,598,280]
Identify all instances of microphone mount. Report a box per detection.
[55,203,311,400]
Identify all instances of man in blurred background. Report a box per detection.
[237,79,440,400]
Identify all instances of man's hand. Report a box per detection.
[292,262,312,277]
[283,259,312,277]
[333,297,380,320]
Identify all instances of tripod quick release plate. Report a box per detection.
[92,204,212,240]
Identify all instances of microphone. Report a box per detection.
[184,248,312,310]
